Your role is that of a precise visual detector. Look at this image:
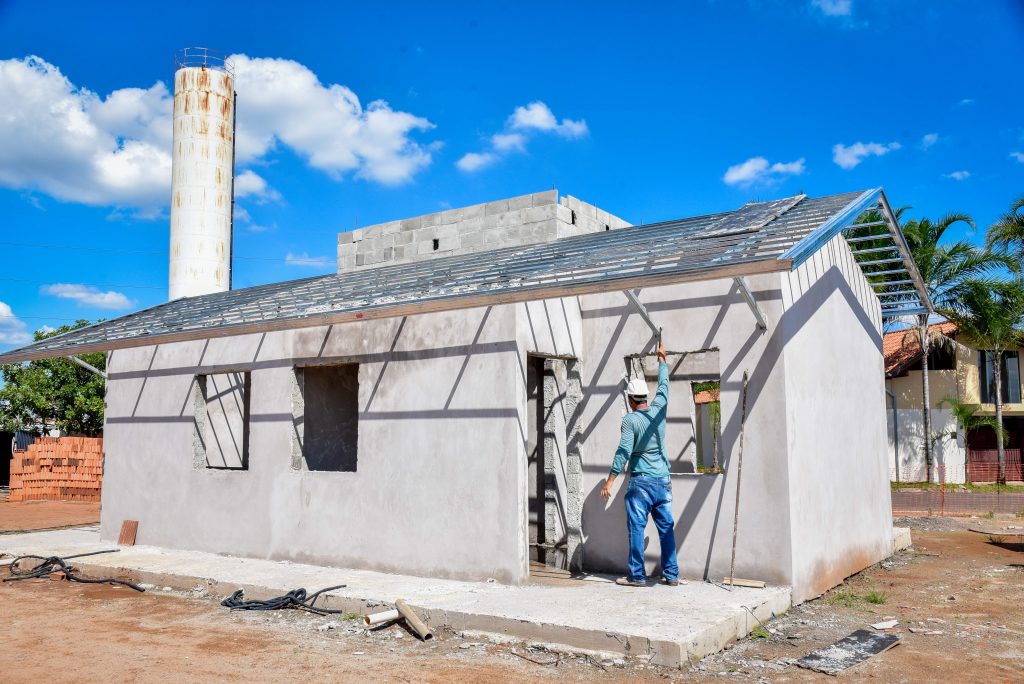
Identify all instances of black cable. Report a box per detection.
[3,554,145,592]
[220,585,347,615]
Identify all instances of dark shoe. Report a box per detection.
[662,577,679,586]
[615,577,646,587]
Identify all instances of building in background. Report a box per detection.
[884,322,1023,483]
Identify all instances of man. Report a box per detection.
[600,339,679,587]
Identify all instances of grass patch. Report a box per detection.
[826,588,862,608]
[342,612,359,621]
[750,625,770,639]
[864,588,889,605]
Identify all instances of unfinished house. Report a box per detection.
[0,186,931,603]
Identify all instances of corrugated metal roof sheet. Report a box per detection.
[0,189,928,363]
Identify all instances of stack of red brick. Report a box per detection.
[9,436,103,502]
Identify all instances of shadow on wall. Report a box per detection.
[580,262,882,580]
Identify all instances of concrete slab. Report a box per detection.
[1,527,791,666]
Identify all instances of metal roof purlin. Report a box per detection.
[0,191,920,364]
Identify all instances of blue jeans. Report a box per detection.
[625,475,678,582]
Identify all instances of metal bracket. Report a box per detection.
[733,277,767,332]
[67,355,106,379]
[623,290,661,338]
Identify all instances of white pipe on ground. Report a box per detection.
[361,609,400,627]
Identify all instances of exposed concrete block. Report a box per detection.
[394,232,414,246]
[416,226,439,241]
[438,236,461,251]
[484,228,504,244]
[439,207,464,224]
[508,194,532,211]
[382,247,394,261]
[485,199,509,215]
[524,204,557,224]
[400,216,422,232]
[460,216,482,233]
[417,240,437,255]
[421,212,441,228]
[555,204,574,225]
[532,189,557,206]
[338,231,355,244]
[497,210,522,228]
[462,203,485,220]
[363,224,382,238]
[381,221,402,236]
[355,253,365,266]
[437,224,459,240]
[462,231,483,248]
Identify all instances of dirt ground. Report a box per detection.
[0,516,1021,682]
[0,500,100,533]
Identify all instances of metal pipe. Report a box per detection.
[857,257,905,267]
[394,599,433,640]
[733,276,767,332]
[845,220,887,229]
[66,355,106,379]
[362,608,400,627]
[623,289,661,337]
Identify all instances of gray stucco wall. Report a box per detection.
[100,237,891,598]
[780,235,892,602]
[100,306,527,584]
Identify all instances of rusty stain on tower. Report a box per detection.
[168,47,236,300]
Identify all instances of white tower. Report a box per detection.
[168,48,235,300]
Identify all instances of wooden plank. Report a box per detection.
[118,519,139,546]
[722,576,767,588]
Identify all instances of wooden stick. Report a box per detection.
[728,372,749,590]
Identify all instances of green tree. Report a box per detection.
[0,321,105,436]
[986,196,1024,263]
[939,280,1024,483]
[894,214,1016,482]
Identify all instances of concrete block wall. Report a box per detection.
[337,190,630,271]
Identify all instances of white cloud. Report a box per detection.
[458,101,587,173]
[812,0,852,16]
[0,55,435,212]
[491,132,526,152]
[1011,151,1024,163]
[944,170,970,181]
[0,301,32,345]
[956,98,975,107]
[285,252,331,268]
[456,152,499,172]
[722,156,806,187]
[40,283,135,310]
[832,141,901,169]
[0,56,172,211]
[230,54,434,185]
[509,102,588,138]
[920,133,939,150]
[233,169,280,202]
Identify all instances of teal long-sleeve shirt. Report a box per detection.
[610,361,670,477]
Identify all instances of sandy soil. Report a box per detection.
[0,500,100,533]
[0,516,1020,682]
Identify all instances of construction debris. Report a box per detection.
[3,551,143,592]
[220,585,346,615]
[796,629,900,675]
[722,577,767,588]
[118,519,139,546]
[395,598,433,641]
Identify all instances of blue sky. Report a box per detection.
[0,0,1021,351]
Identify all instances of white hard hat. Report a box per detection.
[626,376,649,398]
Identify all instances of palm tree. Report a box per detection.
[901,214,976,482]
[939,279,1024,483]
[986,196,1024,263]
[940,395,1007,479]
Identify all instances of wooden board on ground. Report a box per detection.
[968,526,1023,544]
[722,576,766,588]
[796,629,900,675]
[118,519,139,546]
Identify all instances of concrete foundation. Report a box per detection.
[0,527,792,666]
